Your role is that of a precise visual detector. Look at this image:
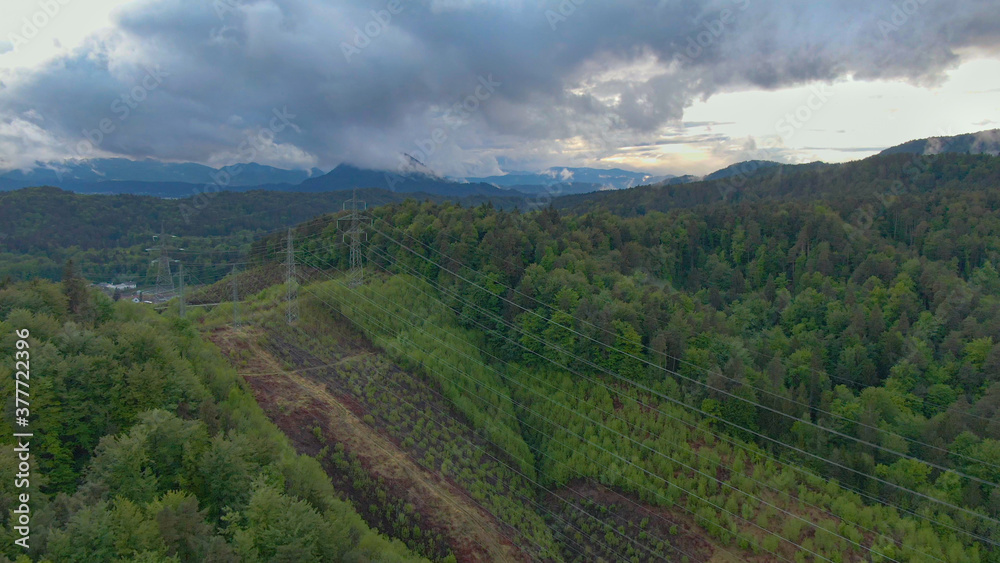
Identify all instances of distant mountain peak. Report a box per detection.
[879,129,1000,157]
[396,153,441,179]
[300,162,516,197]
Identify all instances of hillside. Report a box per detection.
[168,165,1000,560]
[0,186,525,282]
[703,160,782,182]
[188,271,742,562]
[0,279,423,562]
[6,148,1000,562]
[554,152,1000,216]
[879,129,1000,156]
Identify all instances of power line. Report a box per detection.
[241,325,654,563]
[350,228,1000,544]
[371,211,1000,435]
[213,227,1000,550]
[125,221,994,558]
[367,222,1000,490]
[178,228,1000,556]
[293,267,758,562]
[339,189,369,288]
[359,242,952,562]
[286,227,299,325]
[104,213,992,552]
[357,243,950,562]
[295,248,836,563]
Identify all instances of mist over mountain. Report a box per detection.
[879,129,1000,156]
[462,167,669,191]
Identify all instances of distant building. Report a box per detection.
[99,282,137,290]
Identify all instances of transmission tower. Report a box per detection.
[338,189,369,288]
[286,228,299,324]
[149,224,177,300]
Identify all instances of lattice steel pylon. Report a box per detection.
[149,224,176,300]
[339,189,369,288]
[286,228,299,324]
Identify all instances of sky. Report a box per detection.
[0,0,998,177]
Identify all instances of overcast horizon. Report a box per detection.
[2,0,999,178]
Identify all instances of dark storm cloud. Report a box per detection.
[1,0,998,173]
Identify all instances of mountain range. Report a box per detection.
[1,129,997,199]
[0,158,326,190]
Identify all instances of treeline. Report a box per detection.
[0,277,423,562]
[0,186,524,283]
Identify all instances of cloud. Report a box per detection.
[0,0,998,175]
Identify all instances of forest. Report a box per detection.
[0,275,422,562]
[0,186,523,282]
[3,150,1000,561]
[272,152,1000,560]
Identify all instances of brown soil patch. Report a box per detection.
[548,481,775,563]
[209,327,526,563]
